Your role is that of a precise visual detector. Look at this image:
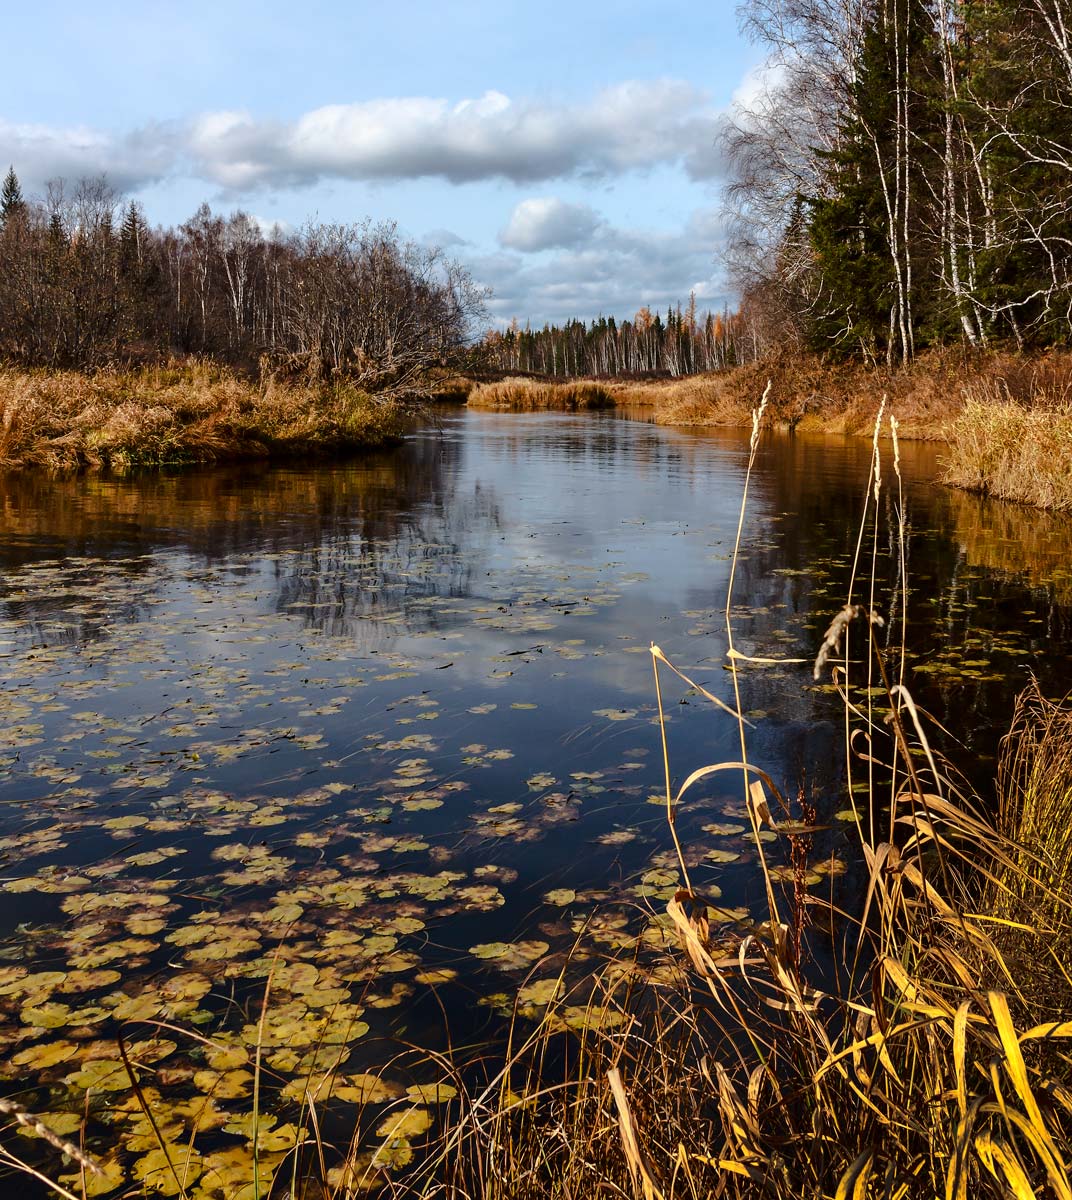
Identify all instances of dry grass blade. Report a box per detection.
[0,1096,104,1178]
[607,1068,665,1200]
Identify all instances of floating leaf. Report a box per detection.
[132,1146,203,1195]
[335,1073,406,1104]
[518,978,563,1007]
[469,940,549,970]
[405,1082,458,1104]
[376,1107,432,1139]
[65,1059,130,1092]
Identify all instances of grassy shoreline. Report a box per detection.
[0,363,409,473]
[2,351,1070,511]
[468,351,1072,512]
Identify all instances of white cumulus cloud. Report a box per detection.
[185,82,726,189]
[1,80,728,195]
[499,198,601,252]
[0,118,177,196]
[475,206,734,326]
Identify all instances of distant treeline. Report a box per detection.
[482,303,755,379]
[0,171,484,394]
[725,0,1072,363]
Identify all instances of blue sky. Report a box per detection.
[2,1,767,326]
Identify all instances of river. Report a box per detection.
[1,407,1070,1188]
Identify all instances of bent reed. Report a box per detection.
[0,362,409,473]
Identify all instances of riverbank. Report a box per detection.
[0,363,409,472]
[467,351,1072,511]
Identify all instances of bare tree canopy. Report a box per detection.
[0,173,487,394]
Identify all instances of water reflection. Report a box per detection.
[1,409,1071,1189]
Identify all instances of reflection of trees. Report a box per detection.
[0,430,501,645]
[700,429,1072,772]
[1,560,158,646]
[270,435,501,641]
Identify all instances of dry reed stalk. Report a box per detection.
[0,1097,103,1178]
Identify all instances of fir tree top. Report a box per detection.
[1,167,26,224]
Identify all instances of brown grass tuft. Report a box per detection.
[467,377,616,411]
[942,396,1072,511]
[991,680,1072,1016]
[0,362,408,473]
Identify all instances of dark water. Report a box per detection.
[1,408,1070,1188]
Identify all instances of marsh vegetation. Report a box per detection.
[0,407,1069,1196]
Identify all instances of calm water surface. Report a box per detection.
[1,408,1071,1185]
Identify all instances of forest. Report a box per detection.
[721,0,1072,363]
[482,305,753,377]
[0,173,484,394]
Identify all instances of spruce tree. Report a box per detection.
[806,0,945,360]
[1,166,26,224]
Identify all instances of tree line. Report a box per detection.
[723,0,1072,363]
[0,170,485,394]
[482,302,758,378]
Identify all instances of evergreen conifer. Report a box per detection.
[1,166,26,224]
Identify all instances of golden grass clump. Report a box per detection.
[0,362,408,472]
[467,377,616,411]
[942,394,1072,511]
[991,680,1072,1014]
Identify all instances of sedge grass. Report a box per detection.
[990,681,1072,1021]
[466,378,616,411]
[0,362,408,472]
[942,396,1072,511]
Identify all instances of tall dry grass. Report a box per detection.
[622,349,1072,447]
[467,378,616,411]
[402,401,1072,1200]
[991,682,1072,1014]
[942,392,1072,511]
[0,363,408,472]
